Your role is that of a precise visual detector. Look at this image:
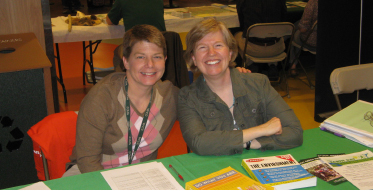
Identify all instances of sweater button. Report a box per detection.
[241,124,245,128]
[252,109,256,113]
[210,112,215,117]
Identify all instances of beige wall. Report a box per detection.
[0,0,46,51]
[0,0,54,114]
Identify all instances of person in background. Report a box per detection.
[178,18,303,156]
[234,0,287,81]
[106,0,166,72]
[62,0,82,14]
[105,0,166,32]
[289,0,318,77]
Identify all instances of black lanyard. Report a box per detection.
[125,77,153,164]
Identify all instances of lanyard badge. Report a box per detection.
[124,77,153,164]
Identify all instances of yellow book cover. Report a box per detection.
[185,166,274,190]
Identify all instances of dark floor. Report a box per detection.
[49,0,236,18]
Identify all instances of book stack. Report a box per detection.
[185,166,274,190]
[320,100,373,147]
[241,154,317,190]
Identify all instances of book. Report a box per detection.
[320,100,373,147]
[185,166,274,190]
[299,156,346,185]
[241,154,317,190]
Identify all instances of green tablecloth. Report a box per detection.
[8,128,369,190]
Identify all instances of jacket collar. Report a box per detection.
[230,68,250,98]
[195,68,249,103]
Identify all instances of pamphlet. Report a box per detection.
[319,150,373,190]
[299,157,346,185]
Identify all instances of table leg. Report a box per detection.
[55,43,68,103]
[83,40,102,85]
[164,0,178,8]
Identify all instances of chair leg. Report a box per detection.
[41,150,50,180]
[280,60,290,98]
[297,60,315,89]
[334,95,342,111]
[290,46,315,90]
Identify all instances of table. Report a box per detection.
[8,128,370,190]
[50,7,239,43]
[51,3,305,39]
[50,3,304,102]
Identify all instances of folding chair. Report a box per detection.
[242,22,295,98]
[83,41,115,85]
[27,111,78,180]
[290,20,318,89]
[330,63,373,110]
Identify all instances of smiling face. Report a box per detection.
[192,31,232,78]
[123,41,166,89]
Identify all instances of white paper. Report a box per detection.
[20,181,50,190]
[100,162,184,190]
[321,123,373,148]
[319,150,373,190]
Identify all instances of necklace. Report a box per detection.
[229,97,235,109]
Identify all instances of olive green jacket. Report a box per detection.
[177,68,303,156]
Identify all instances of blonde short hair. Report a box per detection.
[184,18,238,72]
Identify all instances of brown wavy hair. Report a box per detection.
[121,24,167,60]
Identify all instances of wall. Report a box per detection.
[315,0,373,122]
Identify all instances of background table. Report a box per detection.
[8,128,370,190]
[51,6,239,43]
[51,3,304,43]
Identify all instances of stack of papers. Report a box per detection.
[101,162,183,190]
[320,100,373,147]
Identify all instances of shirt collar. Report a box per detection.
[195,68,249,103]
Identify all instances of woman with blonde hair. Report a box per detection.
[178,18,303,156]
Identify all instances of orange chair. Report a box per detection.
[157,121,189,159]
[27,111,78,180]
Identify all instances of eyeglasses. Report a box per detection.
[364,111,373,127]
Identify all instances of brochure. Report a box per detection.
[299,157,346,185]
[319,150,373,190]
